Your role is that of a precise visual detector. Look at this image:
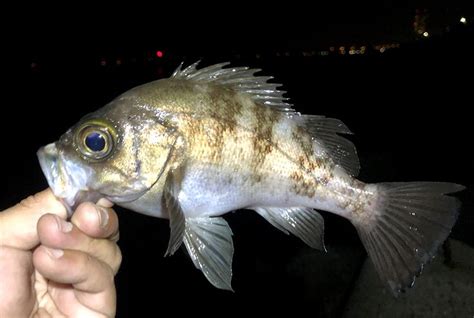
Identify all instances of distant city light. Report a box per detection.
[423,31,429,37]
[413,9,428,36]
[460,17,467,24]
[156,50,164,58]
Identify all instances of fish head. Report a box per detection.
[38,96,177,215]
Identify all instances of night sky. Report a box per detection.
[18,3,474,55]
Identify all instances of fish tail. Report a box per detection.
[350,182,464,294]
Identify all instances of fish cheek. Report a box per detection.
[93,125,178,197]
[88,158,143,197]
[134,131,179,190]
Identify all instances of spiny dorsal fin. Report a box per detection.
[172,61,295,113]
[172,62,360,176]
[295,115,360,176]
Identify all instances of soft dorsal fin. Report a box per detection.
[295,115,360,176]
[172,61,295,113]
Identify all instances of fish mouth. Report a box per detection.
[38,143,96,215]
[38,144,60,192]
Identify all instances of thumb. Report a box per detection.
[0,188,67,250]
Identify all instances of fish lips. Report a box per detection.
[37,143,96,216]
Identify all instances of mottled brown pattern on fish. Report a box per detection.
[207,85,243,134]
[283,122,337,198]
[292,126,314,163]
[297,154,325,173]
[335,179,373,215]
[286,126,325,198]
[317,169,333,186]
[290,170,316,197]
[174,84,249,164]
[179,115,224,163]
[250,104,281,173]
[192,86,244,163]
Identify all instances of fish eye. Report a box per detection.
[85,131,106,152]
[76,123,116,160]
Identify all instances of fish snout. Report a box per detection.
[38,143,60,190]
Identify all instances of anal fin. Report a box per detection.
[252,207,326,251]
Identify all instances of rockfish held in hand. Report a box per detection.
[37,61,464,293]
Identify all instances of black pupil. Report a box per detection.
[85,132,106,152]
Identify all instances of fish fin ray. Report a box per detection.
[296,115,360,176]
[253,207,326,251]
[171,61,295,113]
[162,166,186,257]
[352,182,464,294]
[183,217,234,291]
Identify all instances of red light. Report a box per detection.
[156,50,164,58]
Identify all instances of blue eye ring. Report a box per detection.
[76,124,115,160]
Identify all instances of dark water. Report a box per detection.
[2,24,473,317]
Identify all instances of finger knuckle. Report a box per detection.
[18,193,43,210]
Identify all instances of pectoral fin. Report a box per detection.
[253,207,326,251]
[183,217,234,291]
[162,166,186,256]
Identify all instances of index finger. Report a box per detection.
[0,188,67,250]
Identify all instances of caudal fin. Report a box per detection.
[352,182,464,294]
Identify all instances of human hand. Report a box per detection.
[0,189,121,317]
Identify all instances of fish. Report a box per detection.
[37,61,464,293]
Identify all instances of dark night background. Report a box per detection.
[2,3,473,317]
